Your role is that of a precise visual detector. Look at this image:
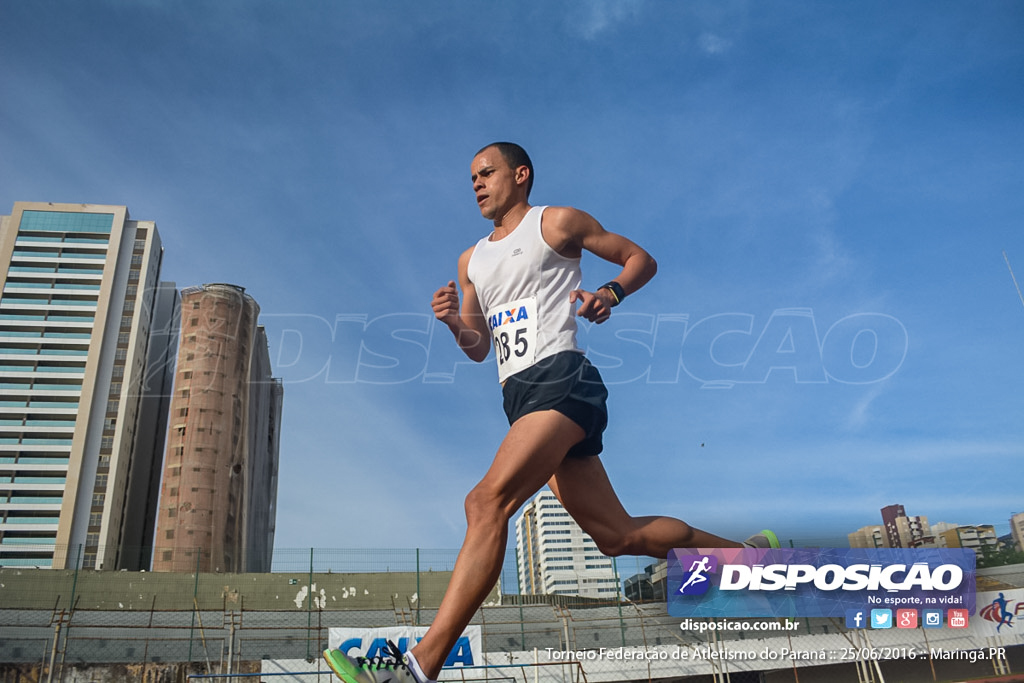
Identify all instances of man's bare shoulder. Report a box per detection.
[541,206,602,255]
[542,205,594,225]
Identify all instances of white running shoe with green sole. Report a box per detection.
[743,529,781,548]
[323,640,420,683]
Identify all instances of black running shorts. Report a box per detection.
[501,351,608,458]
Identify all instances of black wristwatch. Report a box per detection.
[600,281,626,306]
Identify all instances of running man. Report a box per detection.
[323,142,778,683]
[992,593,1014,632]
[679,556,714,593]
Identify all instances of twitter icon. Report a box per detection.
[870,609,893,629]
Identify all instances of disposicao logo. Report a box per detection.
[676,555,718,595]
[667,548,976,618]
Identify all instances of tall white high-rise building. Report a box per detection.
[0,203,177,570]
[514,490,618,598]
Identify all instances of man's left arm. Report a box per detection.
[547,207,657,323]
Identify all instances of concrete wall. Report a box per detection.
[0,567,492,611]
[0,661,258,683]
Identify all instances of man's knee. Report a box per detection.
[464,483,514,526]
[463,485,488,521]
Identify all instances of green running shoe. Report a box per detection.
[743,529,781,549]
[323,640,420,683]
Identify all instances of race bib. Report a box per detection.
[487,296,537,382]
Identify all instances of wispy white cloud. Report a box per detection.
[844,384,885,431]
[698,32,732,55]
[569,0,643,40]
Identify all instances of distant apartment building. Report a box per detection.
[514,490,618,598]
[935,524,999,557]
[881,504,932,548]
[152,284,282,573]
[1012,512,1024,553]
[0,203,177,570]
[848,525,885,548]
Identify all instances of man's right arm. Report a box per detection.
[430,247,492,362]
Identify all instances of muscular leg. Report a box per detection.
[410,410,586,680]
[548,455,741,558]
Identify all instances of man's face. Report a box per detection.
[470,147,525,221]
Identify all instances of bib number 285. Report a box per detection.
[488,296,538,382]
[496,328,529,366]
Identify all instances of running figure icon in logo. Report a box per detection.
[678,555,718,595]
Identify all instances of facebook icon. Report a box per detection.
[845,609,867,629]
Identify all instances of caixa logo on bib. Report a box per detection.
[667,548,976,618]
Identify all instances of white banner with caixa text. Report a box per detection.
[328,626,482,668]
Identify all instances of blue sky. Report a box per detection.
[1,1,1022,551]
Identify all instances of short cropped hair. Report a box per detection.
[477,142,534,197]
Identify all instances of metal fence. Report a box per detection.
[3,603,1023,683]
[0,550,1022,683]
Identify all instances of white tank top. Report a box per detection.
[467,206,582,382]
